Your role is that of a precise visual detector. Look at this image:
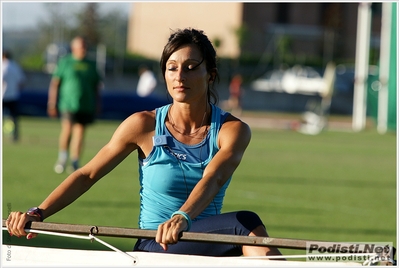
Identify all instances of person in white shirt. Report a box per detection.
[2,50,25,142]
[136,65,157,97]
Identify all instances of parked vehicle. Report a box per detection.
[251,65,325,95]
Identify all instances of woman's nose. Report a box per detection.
[175,69,186,82]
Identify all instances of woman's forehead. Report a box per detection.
[168,44,202,62]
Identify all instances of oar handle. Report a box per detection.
[0,219,375,250]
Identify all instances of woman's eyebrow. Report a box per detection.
[166,58,202,63]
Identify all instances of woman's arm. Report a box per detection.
[38,128,138,220]
[181,117,251,218]
[6,111,154,238]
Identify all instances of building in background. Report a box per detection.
[127,2,243,59]
[2,2,390,126]
[127,3,381,63]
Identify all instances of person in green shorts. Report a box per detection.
[47,36,102,174]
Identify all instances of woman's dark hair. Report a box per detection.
[160,28,220,104]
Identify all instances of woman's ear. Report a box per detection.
[209,68,217,82]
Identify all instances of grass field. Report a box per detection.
[2,116,397,257]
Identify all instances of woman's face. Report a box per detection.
[164,44,211,103]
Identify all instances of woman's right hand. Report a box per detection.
[156,214,188,251]
[5,211,40,240]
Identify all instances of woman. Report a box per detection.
[6,28,283,258]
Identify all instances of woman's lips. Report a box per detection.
[174,86,189,92]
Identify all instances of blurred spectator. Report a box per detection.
[2,50,25,142]
[228,74,243,115]
[136,65,157,97]
[47,36,102,174]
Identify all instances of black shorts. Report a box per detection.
[3,100,19,117]
[61,112,96,125]
[133,211,264,256]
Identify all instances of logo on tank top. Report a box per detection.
[165,146,188,161]
[172,152,187,161]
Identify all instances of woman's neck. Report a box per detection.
[167,103,210,137]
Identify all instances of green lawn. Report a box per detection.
[2,116,397,256]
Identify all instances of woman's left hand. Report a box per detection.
[156,215,188,251]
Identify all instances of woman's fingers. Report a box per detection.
[26,232,38,240]
[160,242,168,251]
[6,211,25,237]
[156,215,187,250]
[6,211,39,239]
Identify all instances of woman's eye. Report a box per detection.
[187,63,201,70]
[167,62,200,71]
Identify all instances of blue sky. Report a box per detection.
[2,2,132,31]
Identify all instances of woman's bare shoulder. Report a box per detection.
[123,110,155,128]
[113,110,156,140]
[223,113,250,131]
[219,113,251,146]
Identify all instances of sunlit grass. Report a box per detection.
[2,116,396,255]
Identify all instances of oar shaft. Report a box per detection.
[0,220,325,250]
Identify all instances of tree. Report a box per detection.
[97,10,128,56]
[75,3,101,47]
[233,24,250,54]
[36,3,75,47]
[9,3,129,72]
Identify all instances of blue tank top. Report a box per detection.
[138,104,231,229]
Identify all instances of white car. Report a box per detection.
[252,65,326,95]
[251,69,285,92]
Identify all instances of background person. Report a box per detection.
[136,65,157,97]
[47,36,102,174]
[6,28,283,259]
[228,73,243,115]
[2,49,25,142]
